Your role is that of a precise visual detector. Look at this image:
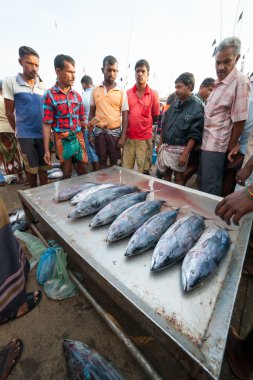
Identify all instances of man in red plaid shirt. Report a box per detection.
[43,54,87,178]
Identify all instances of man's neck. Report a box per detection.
[103,81,116,91]
[57,81,71,94]
[136,82,147,91]
[21,73,36,87]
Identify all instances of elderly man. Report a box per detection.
[200,37,250,196]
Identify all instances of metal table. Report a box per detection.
[19,166,252,379]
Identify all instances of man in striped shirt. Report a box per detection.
[200,36,250,196]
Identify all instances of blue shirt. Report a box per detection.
[82,87,92,120]
[3,74,45,139]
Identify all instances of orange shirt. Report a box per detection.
[90,83,128,129]
[126,84,160,140]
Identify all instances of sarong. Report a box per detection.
[157,144,187,173]
[0,197,29,322]
[0,132,23,175]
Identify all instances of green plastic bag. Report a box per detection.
[44,246,76,300]
[62,132,82,161]
[14,230,47,269]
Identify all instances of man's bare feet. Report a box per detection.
[0,339,23,380]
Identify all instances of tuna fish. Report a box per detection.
[70,183,115,205]
[106,200,165,242]
[151,215,205,272]
[47,168,63,179]
[53,182,98,202]
[63,339,123,380]
[89,191,150,228]
[181,227,231,291]
[68,185,139,218]
[125,209,179,256]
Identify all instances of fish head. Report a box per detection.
[182,264,200,292]
[125,233,144,256]
[106,225,125,242]
[151,236,178,271]
[89,215,102,228]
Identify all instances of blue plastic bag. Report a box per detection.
[36,247,57,285]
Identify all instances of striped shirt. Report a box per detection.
[201,67,250,153]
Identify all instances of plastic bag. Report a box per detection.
[36,247,57,285]
[14,230,47,269]
[44,246,76,300]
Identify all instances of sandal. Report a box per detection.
[0,291,42,325]
[0,339,23,380]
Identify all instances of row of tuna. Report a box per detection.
[53,181,231,291]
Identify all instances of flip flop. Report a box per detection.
[0,339,24,379]
[0,291,42,325]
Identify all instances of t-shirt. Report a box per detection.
[126,84,160,140]
[3,74,45,138]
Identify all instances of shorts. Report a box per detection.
[54,131,88,164]
[18,138,50,174]
[157,144,187,173]
[122,138,153,173]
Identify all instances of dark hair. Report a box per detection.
[103,55,117,68]
[166,92,176,105]
[19,46,39,59]
[175,72,195,91]
[135,59,150,73]
[200,77,215,87]
[54,54,75,70]
[81,75,93,85]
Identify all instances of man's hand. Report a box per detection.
[178,151,189,167]
[215,187,253,225]
[227,142,240,162]
[44,150,52,166]
[236,166,252,186]
[117,135,126,149]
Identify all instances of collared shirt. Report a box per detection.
[195,93,206,107]
[239,76,253,154]
[90,82,128,129]
[201,67,250,153]
[82,87,92,120]
[43,83,85,133]
[3,74,45,138]
[126,84,160,140]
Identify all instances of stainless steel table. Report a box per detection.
[19,166,252,379]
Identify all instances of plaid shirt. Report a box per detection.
[43,83,85,132]
[201,68,250,153]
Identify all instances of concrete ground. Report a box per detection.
[0,175,253,380]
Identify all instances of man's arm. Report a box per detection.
[179,139,195,166]
[227,120,245,152]
[4,99,15,131]
[118,110,128,148]
[43,123,52,166]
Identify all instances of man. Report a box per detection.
[121,59,160,174]
[89,55,128,169]
[195,77,215,106]
[183,77,215,185]
[81,75,98,171]
[200,36,250,196]
[157,72,204,185]
[43,55,88,179]
[3,46,48,188]
[215,190,253,380]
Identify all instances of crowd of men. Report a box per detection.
[0,36,252,200]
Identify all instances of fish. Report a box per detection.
[70,183,116,205]
[181,227,231,291]
[63,339,123,380]
[9,208,29,232]
[53,182,98,202]
[151,215,205,272]
[68,185,139,218]
[9,209,26,224]
[89,191,150,228]
[106,200,165,242]
[47,168,63,179]
[125,209,179,256]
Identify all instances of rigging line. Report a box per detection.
[124,0,136,89]
[233,0,241,35]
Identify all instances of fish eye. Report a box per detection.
[131,240,135,245]
[190,270,196,276]
[159,251,164,257]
